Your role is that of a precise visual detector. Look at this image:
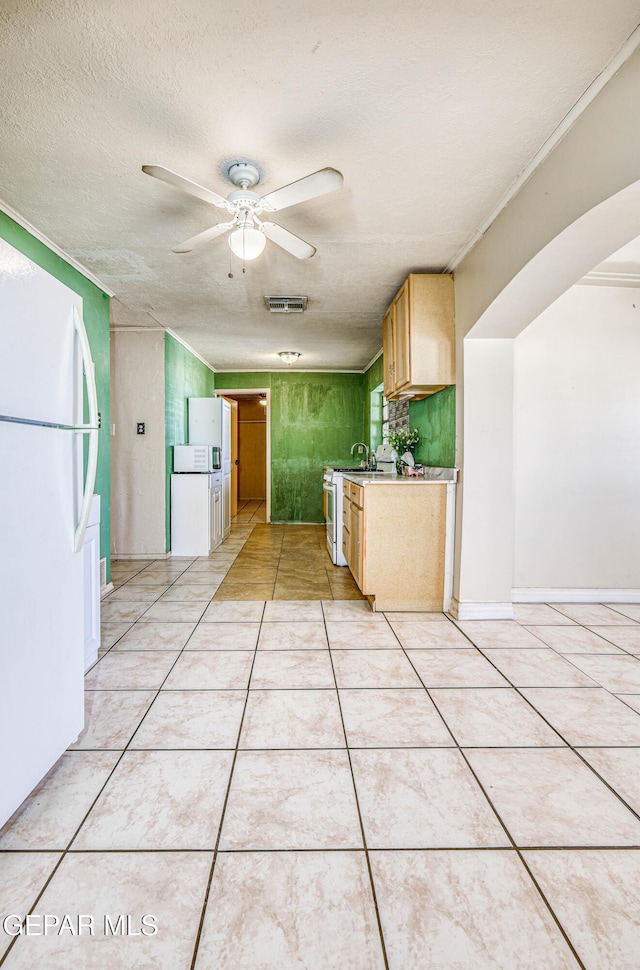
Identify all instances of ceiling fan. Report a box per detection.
[141,160,343,261]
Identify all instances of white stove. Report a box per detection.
[323,465,381,565]
[323,468,357,565]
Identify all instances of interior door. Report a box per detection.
[228,399,238,517]
[238,397,266,500]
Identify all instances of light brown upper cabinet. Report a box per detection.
[383,274,454,400]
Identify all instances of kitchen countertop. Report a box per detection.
[343,467,458,486]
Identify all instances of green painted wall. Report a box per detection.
[164,333,216,550]
[410,385,456,467]
[0,211,112,579]
[215,372,366,522]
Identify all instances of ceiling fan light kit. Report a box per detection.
[278,351,301,365]
[228,221,266,260]
[142,160,343,264]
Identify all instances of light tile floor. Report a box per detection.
[3,533,640,966]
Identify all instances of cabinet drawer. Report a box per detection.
[342,523,350,561]
[346,481,363,505]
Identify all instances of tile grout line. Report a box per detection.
[0,529,257,965]
[321,600,390,970]
[188,601,265,970]
[0,554,225,966]
[384,618,588,970]
[456,635,640,826]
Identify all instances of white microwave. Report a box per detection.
[173,444,221,473]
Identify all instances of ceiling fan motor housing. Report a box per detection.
[227,189,262,207]
[227,162,261,189]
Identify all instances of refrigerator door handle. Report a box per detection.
[73,305,99,553]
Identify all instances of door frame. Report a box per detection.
[216,388,271,523]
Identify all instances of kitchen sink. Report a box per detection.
[329,466,385,473]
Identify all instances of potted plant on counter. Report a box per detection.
[387,428,421,473]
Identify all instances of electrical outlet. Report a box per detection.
[137,422,145,435]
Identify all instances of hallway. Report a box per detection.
[213,523,364,601]
[2,525,640,966]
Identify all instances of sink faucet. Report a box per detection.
[350,442,369,467]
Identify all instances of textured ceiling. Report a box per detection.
[1,0,639,370]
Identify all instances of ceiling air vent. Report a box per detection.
[264,295,308,313]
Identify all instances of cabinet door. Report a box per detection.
[209,486,216,553]
[393,281,410,389]
[351,505,364,590]
[223,472,231,537]
[342,495,351,565]
[214,490,222,548]
[382,306,396,397]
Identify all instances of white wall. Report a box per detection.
[513,285,640,592]
[110,330,166,557]
[452,46,640,614]
[452,339,515,617]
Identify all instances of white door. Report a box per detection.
[223,472,231,537]
[0,241,86,827]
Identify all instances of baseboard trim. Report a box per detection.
[449,597,515,620]
[113,552,170,560]
[100,582,114,600]
[512,587,640,603]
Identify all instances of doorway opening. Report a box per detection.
[216,389,271,523]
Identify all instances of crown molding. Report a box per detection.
[363,347,383,373]
[214,368,364,374]
[444,22,640,274]
[579,271,640,286]
[165,328,216,373]
[0,197,115,296]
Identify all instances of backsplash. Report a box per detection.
[388,398,410,434]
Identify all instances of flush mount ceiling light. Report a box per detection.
[278,352,301,365]
[259,394,267,406]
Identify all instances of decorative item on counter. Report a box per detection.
[387,428,420,473]
[374,443,398,474]
[400,451,425,476]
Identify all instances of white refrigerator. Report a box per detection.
[188,396,232,538]
[0,239,99,828]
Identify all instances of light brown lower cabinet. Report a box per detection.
[342,479,450,612]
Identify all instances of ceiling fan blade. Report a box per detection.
[261,167,343,212]
[142,165,227,208]
[261,222,316,259]
[172,221,235,253]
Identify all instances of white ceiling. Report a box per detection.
[1,1,639,371]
